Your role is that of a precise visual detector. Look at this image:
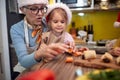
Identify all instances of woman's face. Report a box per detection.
[21,4,47,26]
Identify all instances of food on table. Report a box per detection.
[74,51,120,69]
[116,56,120,65]
[73,51,82,57]
[78,47,89,52]
[66,46,89,57]
[74,58,120,69]
[76,69,120,80]
[65,57,74,63]
[67,47,74,54]
[88,69,120,80]
[82,50,96,60]
[101,52,113,63]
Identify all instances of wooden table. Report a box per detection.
[16,53,98,80]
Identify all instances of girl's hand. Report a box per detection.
[64,41,75,50]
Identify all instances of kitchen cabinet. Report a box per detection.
[61,0,120,12]
[94,0,120,10]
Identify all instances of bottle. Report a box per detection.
[83,25,87,32]
[83,25,87,42]
[76,27,79,36]
[88,24,94,42]
[70,22,77,39]
[87,24,90,41]
[90,24,94,35]
[87,24,90,34]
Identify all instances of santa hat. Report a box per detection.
[114,12,120,28]
[17,0,48,8]
[45,3,72,25]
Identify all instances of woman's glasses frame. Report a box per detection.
[23,6,48,15]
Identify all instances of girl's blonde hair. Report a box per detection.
[47,8,67,24]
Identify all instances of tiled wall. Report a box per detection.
[67,10,120,41]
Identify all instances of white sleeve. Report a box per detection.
[105,39,117,51]
[64,32,74,43]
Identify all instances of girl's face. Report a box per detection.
[21,4,47,27]
[48,9,67,35]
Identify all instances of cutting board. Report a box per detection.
[74,55,120,69]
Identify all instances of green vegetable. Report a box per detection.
[88,70,120,80]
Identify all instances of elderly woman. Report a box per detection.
[10,0,69,71]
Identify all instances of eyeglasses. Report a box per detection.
[24,6,48,15]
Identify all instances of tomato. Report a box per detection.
[78,47,89,53]
[18,69,55,80]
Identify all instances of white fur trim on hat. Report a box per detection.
[17,0,48,8]
[45,3,72,25]
[114,21,120,28]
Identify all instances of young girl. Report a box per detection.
[42,3,75,47]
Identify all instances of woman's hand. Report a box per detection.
[35,43,69,61]
[113,47,120,56]
[109,47,120,57]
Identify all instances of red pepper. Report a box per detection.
[18,69,55,80]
